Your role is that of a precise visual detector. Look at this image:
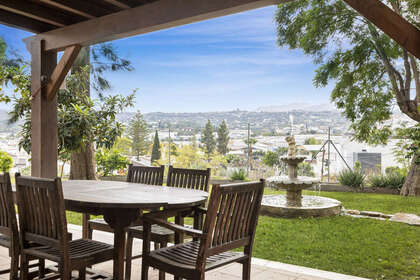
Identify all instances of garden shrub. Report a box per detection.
[369,174,388,188]
[385,172,406,189]
[95,149,130,176]
[338,169,365,189]
[0,151,13,172]
[230,168,247,181]
[369,169,406,189]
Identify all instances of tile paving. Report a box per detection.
[0,224,369,280]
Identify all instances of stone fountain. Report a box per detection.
[261,136,342,218]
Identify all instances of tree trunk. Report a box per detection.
[69,46,97,180]
[400,155,420,196]
[69,144,97,180]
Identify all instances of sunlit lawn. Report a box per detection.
[66,189,420,280]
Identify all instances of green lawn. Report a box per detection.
[66,190,420,280]
[265,188,420,215]
[254,215,420,280]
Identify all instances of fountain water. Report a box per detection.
[261,136,342,218]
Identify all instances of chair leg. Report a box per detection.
[125,233,134,280]
[141,260,149,280]
[158,241,167,280]
[78,267,86,280]
[242,259,251,280]
[38,258,45,278]
[9,251,19,280]
[82,213,91,239]
[20,254,29,280]
[59,263,72,280]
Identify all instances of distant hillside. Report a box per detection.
[256,103,337,112]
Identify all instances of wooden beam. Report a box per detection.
[0,9,56,33]
[25,0,284,52]
[30,40,58,178]
[343,0,420,59]
[46,45,81,100]
[102,0,131,9]
[0,0,78,27]
[37,0,110,19]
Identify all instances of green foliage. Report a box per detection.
[385,166,407,177]
[0,151,13,172]
[338,168,366,189]
[368,174,389,188]
[128,111,149,159]
[230,169,247,181]
[353,160,362,172]
[275,0,420,147]
[297,161,315,177]
[370,167,407,189]
[216,120,230,155]
[263,151,280,167]
[95,148,130,176]
[2,65,134,157]
[304,137,321,145]
[113,137,132,155]
[151,130,161,164]
[167,142,226,172]
[201,120,216,159]
[86,44,134,95]
[243,137,257,145]
[394,124,420,165]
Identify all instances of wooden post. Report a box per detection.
[30,39,58,178]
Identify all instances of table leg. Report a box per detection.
[104,209,139,280]
[175,214,184,244]
[113,227,126,279]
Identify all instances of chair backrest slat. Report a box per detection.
[166,166,211,192]
[199,180,264,262]
[0,173,18,238]
[127,164,164,185]
[15,174,68,250]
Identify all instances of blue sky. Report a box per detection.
[0,6,334,113]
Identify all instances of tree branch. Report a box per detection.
[409,54,420,106]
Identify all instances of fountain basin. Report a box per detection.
[260,195,342,218]
[266,176,320,191]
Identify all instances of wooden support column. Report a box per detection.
[30,40,58,178]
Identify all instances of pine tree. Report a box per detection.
[217,120,230,155]
[128,111,149,160]
[201,119,216,160]
[151,130,161,164]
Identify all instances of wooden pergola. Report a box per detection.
[0,0,419,179]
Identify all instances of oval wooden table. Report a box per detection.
[62,180,208,280]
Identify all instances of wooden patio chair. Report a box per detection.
[84,164,165,239]
[141,180,265,280]
[0,172,46,280]
[125,166,211,280]
[15,173,114,280]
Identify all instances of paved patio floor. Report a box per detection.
[0,224,369,280]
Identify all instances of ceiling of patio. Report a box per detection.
[0,0,159,33]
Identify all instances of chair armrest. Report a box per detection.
[195,207,207,214]
[143,216,204,238]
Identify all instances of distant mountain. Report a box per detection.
[256,103,337,112]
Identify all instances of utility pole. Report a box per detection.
[247,123,250,174]
[168,123,171,167]
[327,127,331,182]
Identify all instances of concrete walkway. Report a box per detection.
[0,224,369,280]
